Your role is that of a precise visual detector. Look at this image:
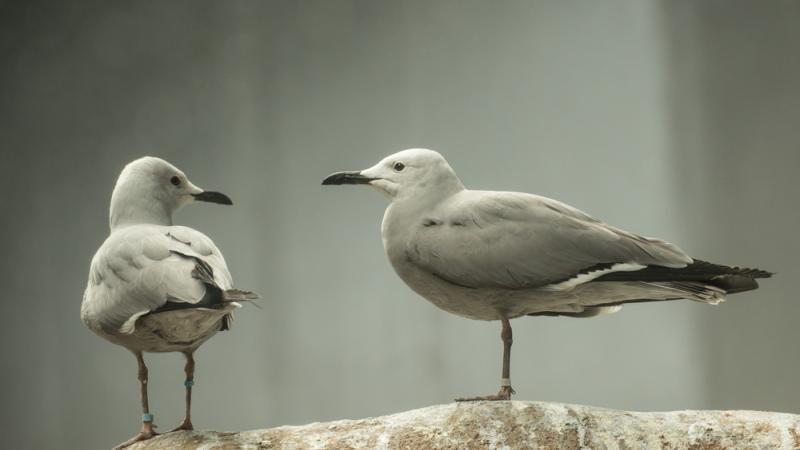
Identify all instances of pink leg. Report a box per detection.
[455,317,516,401]
[171,352,195,432]
[114,352,159,449]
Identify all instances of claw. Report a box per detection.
[455,385,515,402]
[113,422,158,449]
[169,419,194,432]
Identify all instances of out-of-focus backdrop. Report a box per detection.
[1,1,798,448]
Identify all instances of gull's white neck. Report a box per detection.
[109,184,173,231]
[381,181,465,250]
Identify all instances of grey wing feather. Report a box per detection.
[406,191,691,289]
[167,226,233,289]
[82,225,233,334]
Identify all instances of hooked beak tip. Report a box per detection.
[192,191,233,205]
[322,171,377,186]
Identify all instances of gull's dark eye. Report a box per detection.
[170,176,181,186]
[393,162,405,172]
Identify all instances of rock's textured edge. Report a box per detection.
[130,401,800,449]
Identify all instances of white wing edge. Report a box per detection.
[540,263,647,291]
[119,310,150,334]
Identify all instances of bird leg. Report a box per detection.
[455,317,516,401]
[171,352,195,432]
[114,352,158,449]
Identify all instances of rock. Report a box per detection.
[129,401,800,449]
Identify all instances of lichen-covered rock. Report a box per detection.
[129,401,800,449]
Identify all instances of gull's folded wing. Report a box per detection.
[405,190,692,290]
[83,225,233,334]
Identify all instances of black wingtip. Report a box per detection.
[691,259,773,279]
[592,259,774,294]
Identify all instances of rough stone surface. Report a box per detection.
[129,401,800,449]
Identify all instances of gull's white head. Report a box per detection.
[109,156,232,230]
[322,148,464,202]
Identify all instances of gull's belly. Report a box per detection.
[97,308,233,353]
[388,255,543,320]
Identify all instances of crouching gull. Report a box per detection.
[322,148,771,401]
[81,157,258,448]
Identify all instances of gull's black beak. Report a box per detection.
[321,171,377,186]
[192,191,233,205]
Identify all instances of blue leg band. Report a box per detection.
[184,379,194,388]
[142,413,154,423]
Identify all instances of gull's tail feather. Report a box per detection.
[221,314,233,331]
[576,281,728,311]
[223,289,260,301]
[223,288,262,309]
[528,284,723,319]
[220,289,260,330]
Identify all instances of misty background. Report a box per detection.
[1,1,798,448]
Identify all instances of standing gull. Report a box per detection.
[81,157,258,448]
[322,148,771,401]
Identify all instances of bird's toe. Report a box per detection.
[169,419,194,433]
[455,385,515,402]
[113,423,159,449]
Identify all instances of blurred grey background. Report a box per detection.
[1,0,798,448]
